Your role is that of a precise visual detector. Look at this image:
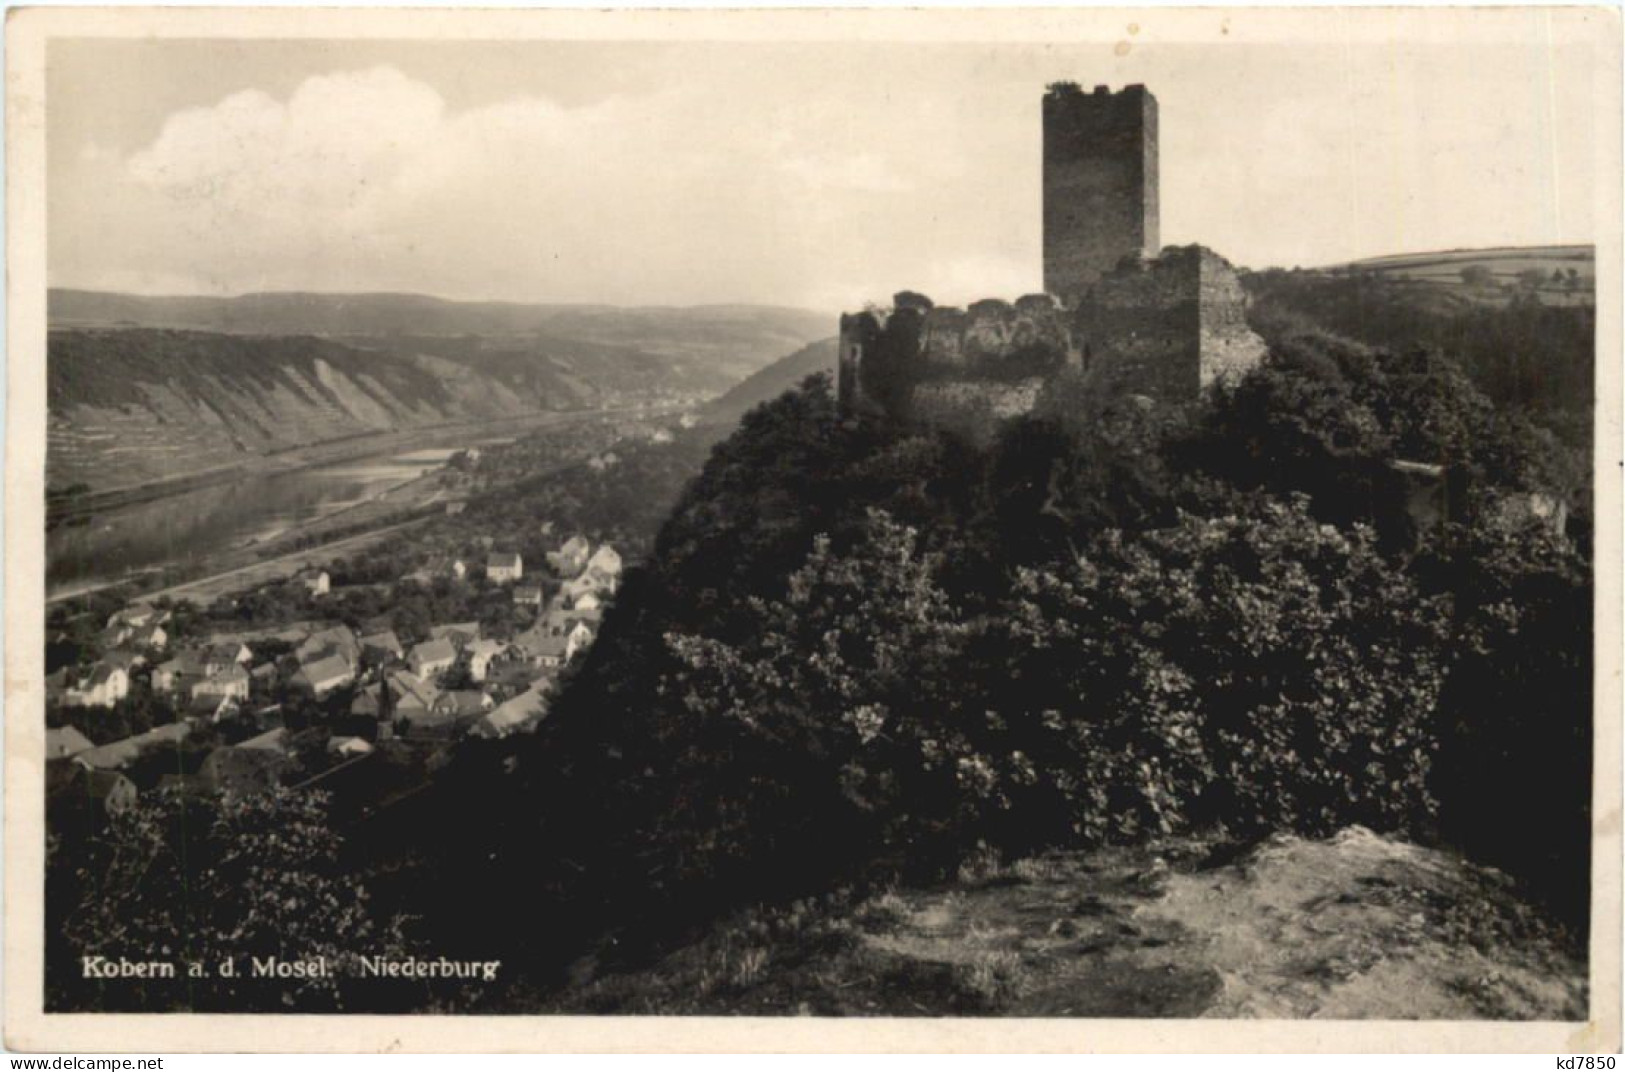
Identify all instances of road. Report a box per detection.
[138,517,436,607]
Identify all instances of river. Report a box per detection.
[46,445,493,599]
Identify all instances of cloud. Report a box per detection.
[62,64,1006,307]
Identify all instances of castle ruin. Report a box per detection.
[838,83,1267,441]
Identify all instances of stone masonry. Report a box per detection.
[837,83,1265,442]
[1043,83,1159,307]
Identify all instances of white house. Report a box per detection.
[409,638,458,679]
[107,603,163,631]
[153,655,205,694]
[64,664,130,708]
[289,656,353,698]
[464,639,510,684]
[561,570,615,607]
[130,622,169,652]
[564,621,596,661]
[511,627,569,669]
[296,569,331,597]
[203,641,253,677]
[547,536,591,577]
[586,545,623,579]
[487,553,523,583]
[193,664,251,703]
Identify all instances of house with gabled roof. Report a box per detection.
[359,630,405,666]
[187,693,242,722]
[385,669,440,718]
[295,568,331,596]
[487,552,523,583]
[295,625,359,669]
[193,664,251,702]
[409,638,458,678]
[64,664,129,709]
[464,638,510,683]
[472,685,552,739]
[203,641,253,677]
[130,622,169,652]
[50,763,139,818]
[74,721,193,772]
[511,626,570,669]
[290,655,354,698]
[107,602,164,631]
[432,690,494,720]
[547,536,591,577]
[46,726,95,761]
[586,544,622,579]
[153,654,206,694]
[428,622,482,650]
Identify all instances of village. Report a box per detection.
[44,517,626,826]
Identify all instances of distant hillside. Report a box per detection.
[1321,245,1593,307]
[699,337,838,426]
[49,290,831,385]
[47,329,522,491]
[45,292,834,492]
[1246,260,1595,450]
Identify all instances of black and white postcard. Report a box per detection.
[4,5,1619,1052]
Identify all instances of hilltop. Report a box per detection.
[554,828,1584,1018]
[49,289,830,384]
[45,293,832,492]
[1317,244,1594,308]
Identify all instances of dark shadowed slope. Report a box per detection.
[699,336,839,426]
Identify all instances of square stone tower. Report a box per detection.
[1042,83,1160,306]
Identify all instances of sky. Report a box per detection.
[46,24,1603,312]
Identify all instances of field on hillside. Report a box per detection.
[1326,245,1594,307]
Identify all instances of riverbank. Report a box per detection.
[47,403,684,608]
[46,407,653,529]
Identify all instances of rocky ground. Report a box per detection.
[553,827,1586,1019]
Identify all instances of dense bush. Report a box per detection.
[47,787,411,1012]
[1245,270,1594,451]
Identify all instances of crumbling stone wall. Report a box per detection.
[1074,245,1266,399]
[834,84,1263,443]
[917,295,1074,380]
[908,378,1049,445]
[1043,83,1160,305]
[837,246,1266,441]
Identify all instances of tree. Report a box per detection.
[1459,265,1495,288]
[660,508,977,883]
[48,787,413,1012]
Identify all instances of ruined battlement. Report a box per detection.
[836,85,1264,442]
[838,245,1266,442]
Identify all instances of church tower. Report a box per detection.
[1042,83,1160,306]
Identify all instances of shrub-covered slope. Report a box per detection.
[403,312,1589,1003]
[700,337,838,427]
